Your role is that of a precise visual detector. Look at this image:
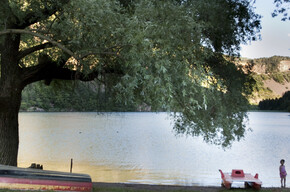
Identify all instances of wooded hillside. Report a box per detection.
[243,56,290,105]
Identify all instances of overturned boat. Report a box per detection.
[0,164,92,191]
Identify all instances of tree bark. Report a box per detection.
[0,32,23,166]
[0,93,22,166]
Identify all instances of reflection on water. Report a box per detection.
[18,112,290,187]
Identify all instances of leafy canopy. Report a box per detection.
[0,0,261,147]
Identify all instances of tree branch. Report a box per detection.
[17,42,54,60]
[0,29,76,59]
[21,53,124,86]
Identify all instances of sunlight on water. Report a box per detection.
[18,112,290,187]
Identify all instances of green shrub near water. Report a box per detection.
[270,72,289,84]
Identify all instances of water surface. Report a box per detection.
[18,112,290,187]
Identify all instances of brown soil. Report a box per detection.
[263,79,290,96]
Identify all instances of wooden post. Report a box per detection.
[70,158,73,173]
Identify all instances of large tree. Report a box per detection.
[0,0,261,166]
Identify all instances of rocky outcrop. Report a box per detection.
[279,60,290,72]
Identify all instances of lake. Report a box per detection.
[18,112,290,187]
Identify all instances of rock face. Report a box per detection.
[251,59,290,74]
[238,57,290,104]
[279,60,290,72]
[251,64,266,74]
[262,60,290,97]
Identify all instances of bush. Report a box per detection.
[271,73,285,84]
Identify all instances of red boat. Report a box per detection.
[219,169,262,190]
[0,164,92,191]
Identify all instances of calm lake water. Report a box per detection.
[18,112,289,187]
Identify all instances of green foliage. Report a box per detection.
[20,80,137,112]
[247,73,281,104]
[259,91,290,111]
[271,72,285,84]
[270,72,290,83]
[1,0,262,147]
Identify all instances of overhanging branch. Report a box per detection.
[17,42,54,60]
[0,29,76,59]
[21,53,124,86]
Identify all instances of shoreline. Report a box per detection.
[93,182,223,191]
[93,182,290,191]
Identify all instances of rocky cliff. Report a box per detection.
[239,56,290,104]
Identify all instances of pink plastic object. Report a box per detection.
[219,169,262,190]
[231,169,245,177]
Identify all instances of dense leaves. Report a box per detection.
[259,91,290,111]
[20,81,137,112]
[0,0,261,149]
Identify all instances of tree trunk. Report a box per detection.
[0,91,22,166]
[0,33,23,166]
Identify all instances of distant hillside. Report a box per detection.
[240,56,290,74]
[239,56,290,104]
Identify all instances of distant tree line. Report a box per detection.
[248,56,290,73]
[20,81,137,112]
[258,91,290,112]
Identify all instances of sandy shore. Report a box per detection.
[93,182,290,191]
